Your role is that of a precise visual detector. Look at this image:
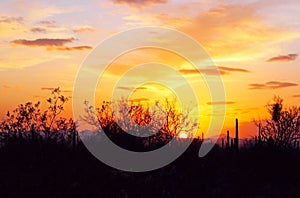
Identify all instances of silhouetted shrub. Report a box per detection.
[82,98,198,151]
[256,96,300,149]
[0,87,78,146]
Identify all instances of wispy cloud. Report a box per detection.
[123,13,189,27]
[41,87,72,93]
[30,27,47,33]
[218,66,250,73]
[2,85,11,89]
[129,98,149,102]
[292,95,300,98]
[1,84,22,89]
[73,27,95,34]
[266,53,298,62]
[0,16,23,24]
[207,101,235,105]
[179,68,226,76]
[249,81,298,90]
[180,4,300,61]
[112,0,168,8]
[47,46,92,51]
[117,86,148,91]
[179,66,250,76]
[38,20,56,27]
[11,38,75,47]
[33,95,44,98]
[10,38,92,51]
[41,87,55,91]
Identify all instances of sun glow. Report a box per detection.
[179,132,188,139]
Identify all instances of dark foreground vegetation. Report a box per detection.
[1,89,300,197]
[1,137,300,197]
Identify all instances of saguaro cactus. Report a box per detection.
[235,118,239,151]
[222,138,224,149]
[258,123,261,144]
[227,130,230,149]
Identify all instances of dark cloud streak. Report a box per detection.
[38,20,56,26]
[0,16,23,24]
[10,37,92,51]
[179,66,250,76]
[30,27,47,33]
[41,87,72,93]
[207,101,235,105]
[218,66,250,73]
[117,86,148,91]
[11,38,75,47]
[249,81,298,90]
[47,46,92,51]
[267,54,298,62]
[179,68,227,75]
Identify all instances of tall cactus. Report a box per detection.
[235,118,239,151]
[227,130,230,149]
[258,123,261,144]
[222,138,224,149]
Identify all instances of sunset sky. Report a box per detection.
[1,0,300,138]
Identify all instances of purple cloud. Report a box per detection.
[267,54,298,62]
[249,81,298,90]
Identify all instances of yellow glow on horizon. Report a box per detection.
[179,132,188,139]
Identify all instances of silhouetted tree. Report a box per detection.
[0,87,77,144]
[82,98,197,148]
[257,96,300,149]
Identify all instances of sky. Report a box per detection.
[1,0,300,138]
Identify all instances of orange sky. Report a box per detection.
[1,0,300,138]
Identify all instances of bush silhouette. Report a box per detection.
[256,96,300,149]
[82,98,198,151]
[0,87,77,146]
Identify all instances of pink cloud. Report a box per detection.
[112,0,167,8]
